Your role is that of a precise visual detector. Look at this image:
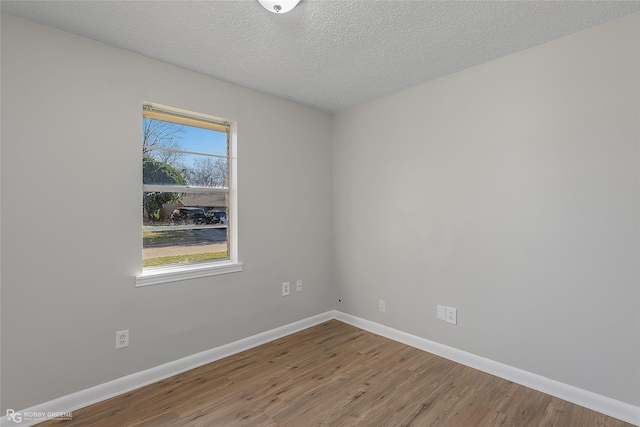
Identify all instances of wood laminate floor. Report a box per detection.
[38,320,633,426]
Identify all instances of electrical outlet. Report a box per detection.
[446,306,457,325]
[379,299,386,313]
[437,305,446,321]
[296,279,303,292]
[116,330,129,349]
[282,281,290,296]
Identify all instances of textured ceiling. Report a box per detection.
[2,1,639,112]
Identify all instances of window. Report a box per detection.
[136,102,241,286]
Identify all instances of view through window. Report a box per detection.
[142,103,231,269]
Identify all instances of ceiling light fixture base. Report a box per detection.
[258,0,300,14]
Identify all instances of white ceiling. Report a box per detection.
[2,1,639,112]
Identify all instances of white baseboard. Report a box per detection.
[4,310,638,426]
[1,311,334,427]
[333,311,640,426]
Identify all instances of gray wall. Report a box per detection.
[1,14,333,411]
[333,14,639,406]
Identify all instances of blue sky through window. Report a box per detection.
[177,125,227,157]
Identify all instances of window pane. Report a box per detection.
[180,154,228,188]
[143,156,187,186]
[143,118,227,156]
[143,150,228,189]
[143,191,227,225]
[143,228,229,268]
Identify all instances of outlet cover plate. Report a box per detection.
[446,306,457,325]
[116,330,129,349]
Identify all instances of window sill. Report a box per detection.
[135,261,244,287]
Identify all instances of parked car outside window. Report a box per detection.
[206,210,227,224]
[171,207,206,224]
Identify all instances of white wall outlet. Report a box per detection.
[446,306,457,325]
[437,305,446,321]
[116,330,129,349]
[296,279,303,292]
[379,299,386,312]
[282,281,290,296]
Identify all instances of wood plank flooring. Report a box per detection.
[37,320,633,426]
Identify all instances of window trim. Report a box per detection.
[136,103,241,286]
[135,260,244,287]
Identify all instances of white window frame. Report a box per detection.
[135,102,242,287]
